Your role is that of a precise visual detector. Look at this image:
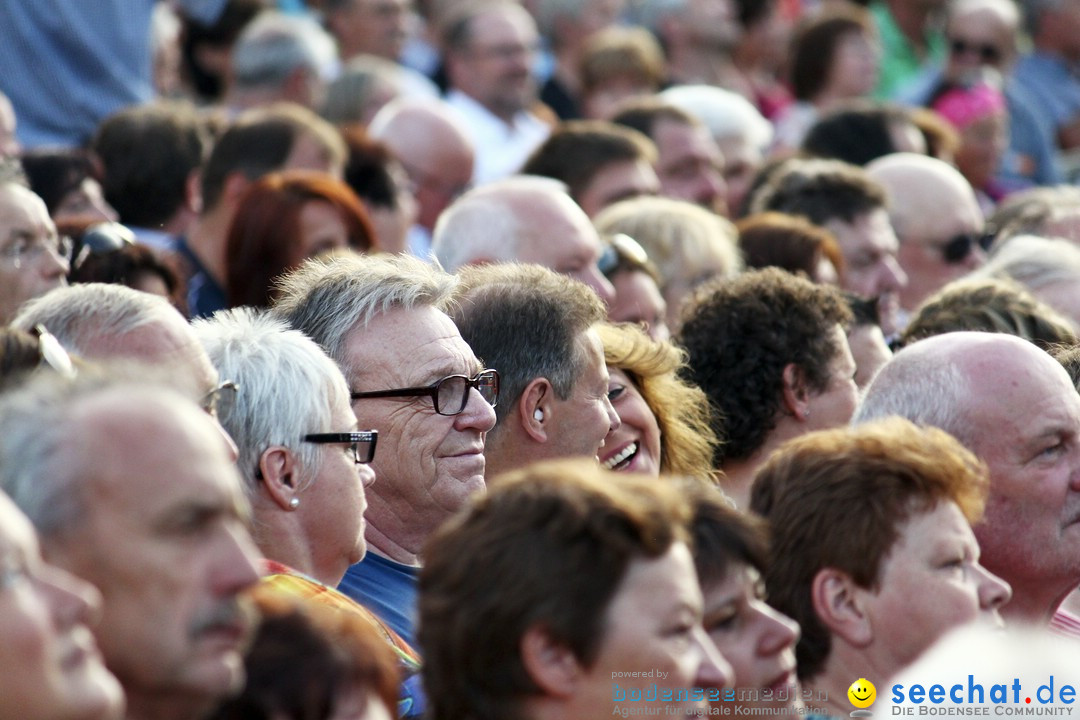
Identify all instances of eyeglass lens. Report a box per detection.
[435,371,499,415]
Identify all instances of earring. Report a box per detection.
[289,497,300,509]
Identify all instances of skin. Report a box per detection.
[859,501,1011,672]
[600,367,662,476]
[53,178,118,225]
[573,543,733,717]
[954,112,1008,193]
[296,391,376,581]
[448,4,539,123]
[943,4,1016,81]
[344,306,497,564]
[44,391,261,720]
[577,159,660,219]
[0,493,124,720]
[607,269,670,342]
[0,184,68,325]
[847,324,892,389]
[295,201,352,264]
[543,329,621,461]
[702,564,801,712]
[371,101,475,234]
[804,325,860,432]
[326,0,411,61]
[822,31,880,102]
[716,134,763,218]
[867,154,985,312]
[652,118,729,216]
[512,190,616,305]
[824,208,907,337]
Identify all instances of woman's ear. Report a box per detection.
[811,567,874,647]
[258,446,300,511]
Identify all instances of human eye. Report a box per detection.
[0,555,30,590]
[607,383,627,403]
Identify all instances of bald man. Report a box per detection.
[855,332,1080,632]
[368,97,475,258]
[866,153,986,317]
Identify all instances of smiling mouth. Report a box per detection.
[602,442,639,471]
[853,692,871,701]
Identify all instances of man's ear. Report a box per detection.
[780,362,811,422]
[520,625,582,698]
[811,567,873,647]
[519,378,553,443]
[258,446,300,511]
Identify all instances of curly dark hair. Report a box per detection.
[677,267,852,466]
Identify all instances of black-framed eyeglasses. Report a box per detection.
[598,233,650,278]
[351,369,499,416]
[303,430,378,464]
[201,379,239,419]
[948,37,1002,64]
[32,325,75,378]
[939,228,995,264]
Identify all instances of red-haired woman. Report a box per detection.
[226,170,375,308]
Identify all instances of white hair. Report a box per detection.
[431,175,571,271]
[660,84,774,150]
[193,307,351,497]
[232,10,339,90]
[974,234,1080,292]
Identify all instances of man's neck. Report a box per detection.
[124,690,215,720]
[1000,580,1075,626]
[185,206,231,285]
[365,521,421,567]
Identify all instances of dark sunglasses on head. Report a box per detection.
[940,228,995,264]
[598,233,650,278]
[948,37,1002,64]
[73,221,136,270]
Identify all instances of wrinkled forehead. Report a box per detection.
[0,184,52,234]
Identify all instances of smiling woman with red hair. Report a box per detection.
[225,170,375,309]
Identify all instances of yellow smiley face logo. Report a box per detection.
[848,678,876,708]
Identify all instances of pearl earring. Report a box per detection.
[289,497,300,509]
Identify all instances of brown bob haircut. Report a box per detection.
[686,482,770,590]
[789,3,875,102]
[226,169,375,309]
[418,458,691,720]
[596,322,719,483]
[737,211,846,281]
[748,417,990,681]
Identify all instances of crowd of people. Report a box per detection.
[3,0,1080,719]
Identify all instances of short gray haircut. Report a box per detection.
[974,234,1080,293]
[660,84,774,150]
[232,10,338,90]
[12,283,189,356]
[271,251,458,377]
[0,370,198,537]
[193,307,351,496]
[852,340,971,446]
[431,175,571,271]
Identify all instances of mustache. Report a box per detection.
[189,596,255,639]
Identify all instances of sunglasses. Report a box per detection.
[598,233,650,278]
[948,37,1002,64]
[73,222,136,270]
[939,229,995,264]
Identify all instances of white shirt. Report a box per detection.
[444,89,550,187]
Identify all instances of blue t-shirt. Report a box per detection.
[338,551,419,648]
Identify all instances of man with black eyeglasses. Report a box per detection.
[0,173,69,325]
[272,252,497,648]
[867,152,987,327]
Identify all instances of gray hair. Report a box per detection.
[431,175,570,271]
[974,234,1080,292]
[852,341,971,446]
[12,283,189,356]
[0,370,197,537]
[232,10,338,90]
[271,251,458,377]
[660,84,774,150]
[193,307,351,496]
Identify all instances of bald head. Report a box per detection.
[867,153,985,311]
[368,98,475,232]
